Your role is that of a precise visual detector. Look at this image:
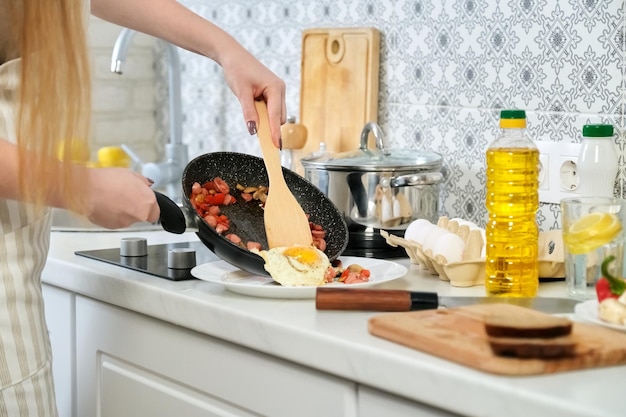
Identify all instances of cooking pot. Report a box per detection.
[155,152,349,277]
[300,122,443,256]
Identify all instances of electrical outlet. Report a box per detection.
[536,141,582,204]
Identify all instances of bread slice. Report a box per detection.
[484,312,573,338]
[488,335,576,359]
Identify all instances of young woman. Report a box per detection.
[0,0,286,415]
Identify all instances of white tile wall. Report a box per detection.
[91,1,626,231]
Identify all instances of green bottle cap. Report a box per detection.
[582,124,614,137]
[500,109,526,120]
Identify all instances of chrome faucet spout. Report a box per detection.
[111,28,187,203]
[111,28,135,74]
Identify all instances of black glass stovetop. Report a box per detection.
[76,241,220,281]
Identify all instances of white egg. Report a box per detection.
[254,246,331,286]
[404,219,436,245]
[422,227,449,253]
[432,233,465,264]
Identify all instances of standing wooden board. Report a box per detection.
[368,303,626,375]
[293,28,380,174]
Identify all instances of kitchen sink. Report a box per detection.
[50,208,163,232]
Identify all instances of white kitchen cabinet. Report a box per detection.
[75,295,358,417]
[358,386,461,417]
[42,284,76,417]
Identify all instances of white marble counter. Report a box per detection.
[43,230,623,417]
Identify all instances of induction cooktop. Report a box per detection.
[75,240,220,281]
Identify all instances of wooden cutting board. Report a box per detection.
[292,27,380,174]
[368,303,626,375]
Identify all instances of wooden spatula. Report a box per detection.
[255,100,313,248]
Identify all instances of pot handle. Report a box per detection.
[379,172,444,188]
[359,122,389,155]
[154,191,197,234]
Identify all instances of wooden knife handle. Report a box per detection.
[315,288,412,311]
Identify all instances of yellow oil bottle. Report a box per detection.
[485,110,539,297]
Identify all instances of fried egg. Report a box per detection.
[254,246,331,286]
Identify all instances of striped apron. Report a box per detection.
[0,59,58,416]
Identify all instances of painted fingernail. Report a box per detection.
[146,177,155,186]
[247,121,257,135]
[279,137,283,151]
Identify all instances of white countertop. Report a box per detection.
[42,230,624,417]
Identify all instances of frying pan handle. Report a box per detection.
[154,191,189,234]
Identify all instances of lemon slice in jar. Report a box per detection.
[564,212,622,254]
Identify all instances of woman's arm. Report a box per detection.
[91,0,286,147]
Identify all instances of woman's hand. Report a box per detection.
[220,46,286,148]
[82,167,160,229]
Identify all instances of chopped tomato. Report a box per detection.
[206,193,226,205]
[339,266,370,284]
[195,202,209,213]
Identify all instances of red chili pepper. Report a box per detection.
[596,255,626,302]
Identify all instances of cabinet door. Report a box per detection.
[76,296,357,417]
[42,284,75,417]
[358,386,461,417]
[97,353,256,417]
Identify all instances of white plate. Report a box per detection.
[191,256,408,299]
[575,299,626,332]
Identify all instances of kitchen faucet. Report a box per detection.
[111,28,188,203]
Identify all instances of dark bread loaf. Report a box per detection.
[484,312,573,338]
[488,335,576,359]
[483,308,576,359]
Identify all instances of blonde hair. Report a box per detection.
[12,0,91,211]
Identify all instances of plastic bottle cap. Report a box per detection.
[582,124,614,138]
[499,109,526,128]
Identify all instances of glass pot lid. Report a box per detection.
[300,122,443,172]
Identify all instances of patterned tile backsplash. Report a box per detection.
[160,0,626,231]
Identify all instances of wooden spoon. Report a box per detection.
[255,100,313,248]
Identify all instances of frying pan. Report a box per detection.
[156,152,349,276]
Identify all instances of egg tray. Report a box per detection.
[381,218,565,287]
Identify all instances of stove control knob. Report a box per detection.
[120,237,148,257]
[168,248,197,269]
